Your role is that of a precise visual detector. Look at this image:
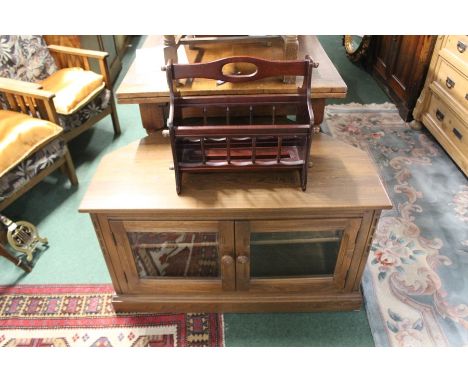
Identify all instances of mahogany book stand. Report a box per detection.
[162,55,319,194]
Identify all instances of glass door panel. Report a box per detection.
[110,220,235,293]
[235,219,361,291]
[127,231,219,279]
[250,229,344,278]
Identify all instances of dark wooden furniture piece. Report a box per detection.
[367,35,437,121]
[163,55,318,194]
[116,36,347,134]
[79,132,392,313]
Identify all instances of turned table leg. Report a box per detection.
[163,35,178,65]
[139,104,166,135]
[311,98,325,132]
[283,35,299,84]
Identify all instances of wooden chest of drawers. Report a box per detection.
[413,35,468,176]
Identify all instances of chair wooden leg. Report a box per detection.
[0,243,32,272]
[110,96,121,136]
[301,133,311,191]
[175,169,182,195]
[62,149,78,186]
[300,167,307,191]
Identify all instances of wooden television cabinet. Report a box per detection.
[80,133,392,313]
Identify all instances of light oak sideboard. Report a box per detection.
[79,133,392,313]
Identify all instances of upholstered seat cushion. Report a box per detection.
[0,110,62,177]
[39,67,105,115]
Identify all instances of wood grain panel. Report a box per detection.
[116,35,346,103]
[112,291,363,313]
[369,35,436,121]
[79,133,392,215]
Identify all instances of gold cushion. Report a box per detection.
[0,110,63,177]
[40,67,105,115]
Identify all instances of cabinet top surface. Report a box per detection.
[116,35,347,103]
[79,133,392,215]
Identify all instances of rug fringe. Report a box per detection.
[325,102,398,110]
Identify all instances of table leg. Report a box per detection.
[163,35,178,65]
[139,104,166,134]
[311,98,325,132]
[283,35,299,84]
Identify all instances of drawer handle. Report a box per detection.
[446,77,455,89]
[457,41,466,53]
[436,109,445,121]
[453,128,463,141]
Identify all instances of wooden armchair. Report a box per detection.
[162,55,319,194]
[0,80,78,211]
[0,35,120,143]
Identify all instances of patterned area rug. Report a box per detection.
[0,284,224,347]
[323,103,468,346]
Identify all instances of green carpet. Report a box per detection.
[1,35,390,346]
[317,36,389,105]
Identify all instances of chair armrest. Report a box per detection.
[47,45,112,87]
[0,79,54,100]
[0,77,43,90]
[47,45,109,60]
[0,79,59,123]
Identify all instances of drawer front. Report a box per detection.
[427,92,468,155]
[435,59,468,110]
[445,35,468,65]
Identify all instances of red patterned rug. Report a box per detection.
[0,284,224,347]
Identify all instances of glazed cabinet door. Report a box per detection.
[235,219,362,292]
[109,220,235,294]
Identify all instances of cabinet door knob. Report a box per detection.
[435,109,445,121]
[446,77,455,89]
[457,40,466,53]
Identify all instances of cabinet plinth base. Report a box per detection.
[112,292,363,313]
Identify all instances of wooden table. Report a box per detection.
[80,133,391,313]
[116,35,347,134]
[162,35,300,75]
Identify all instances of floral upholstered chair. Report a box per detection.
[0,35,120,142]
